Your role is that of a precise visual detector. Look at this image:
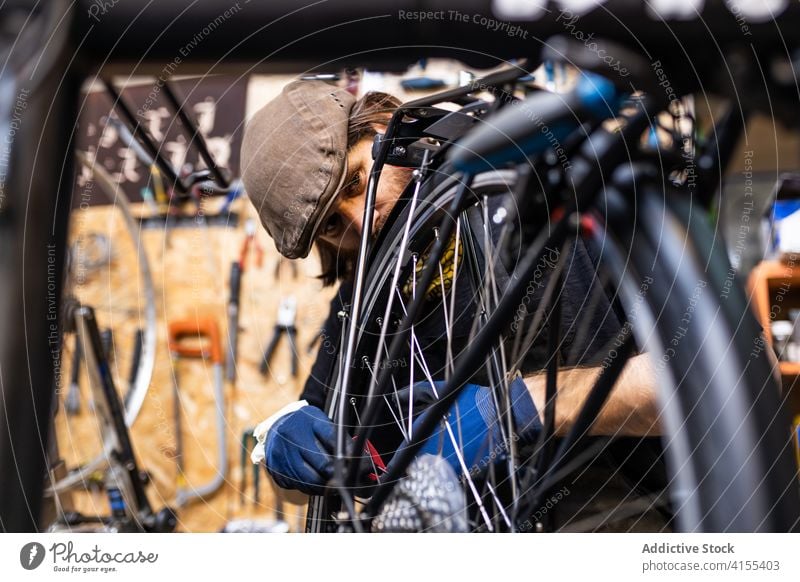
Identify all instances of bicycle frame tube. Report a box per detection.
[0,0,81,531]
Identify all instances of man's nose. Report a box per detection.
[339,200,380,236]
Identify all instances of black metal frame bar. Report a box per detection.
[161,82,230,189]
[0,0,80,532]
[102,80,182,190]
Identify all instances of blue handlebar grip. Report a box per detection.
[449,72,620,173]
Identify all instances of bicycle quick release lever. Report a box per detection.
[448,72,621,174]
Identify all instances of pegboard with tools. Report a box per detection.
[53,194,333,532]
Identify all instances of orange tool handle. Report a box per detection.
[239,233,264,272]
[168,317,223,364]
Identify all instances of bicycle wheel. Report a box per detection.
[599,175,800,532]
[309,155,800,532]
[44,153,157,500]
[305,167,522,532]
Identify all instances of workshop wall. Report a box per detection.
[55,73,343,532]
[57,195,334,532]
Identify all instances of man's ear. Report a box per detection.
[366,123,391,161]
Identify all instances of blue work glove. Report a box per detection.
[392,377,541,478]
[262,404,335,495]
[253,401,386,497]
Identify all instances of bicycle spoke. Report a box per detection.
[445,219,462,379]
[477,194,522,521]
[362,356,408,440]
[391,286,507,530]
[349,396,380,479]
[409,254,418,438]
[382,342,407,440]
[434,228,452,344]
[485,479,512,528]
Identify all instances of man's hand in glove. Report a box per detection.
[251,401,335,496]
[251,377,541,494]
[251,401,385,496]
[390,377,541,478]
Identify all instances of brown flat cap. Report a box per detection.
[241,80,356,259]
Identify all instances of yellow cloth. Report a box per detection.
[402,234,462,301]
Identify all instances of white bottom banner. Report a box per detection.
[1,533,798,580]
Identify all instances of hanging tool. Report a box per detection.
[225,262,242,384]
[100,328,114,361]
[225,219,264,384]
[239,428,261,506]
[139,186,160,215]
[259,297,299,379]
[240,218,265,269]
[168,330,186,502]
[150,164,169,209]
[218,182,244,216]
[65,338,82,415]
[167,317,228,507]
[123,328,144,412]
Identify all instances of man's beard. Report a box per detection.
[373,208,391,239]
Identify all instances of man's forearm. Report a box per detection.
[522,353,661,437]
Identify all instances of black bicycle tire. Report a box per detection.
[609,182,800,532]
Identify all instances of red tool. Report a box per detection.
[226,219,264,383]
[352,436,387,482]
